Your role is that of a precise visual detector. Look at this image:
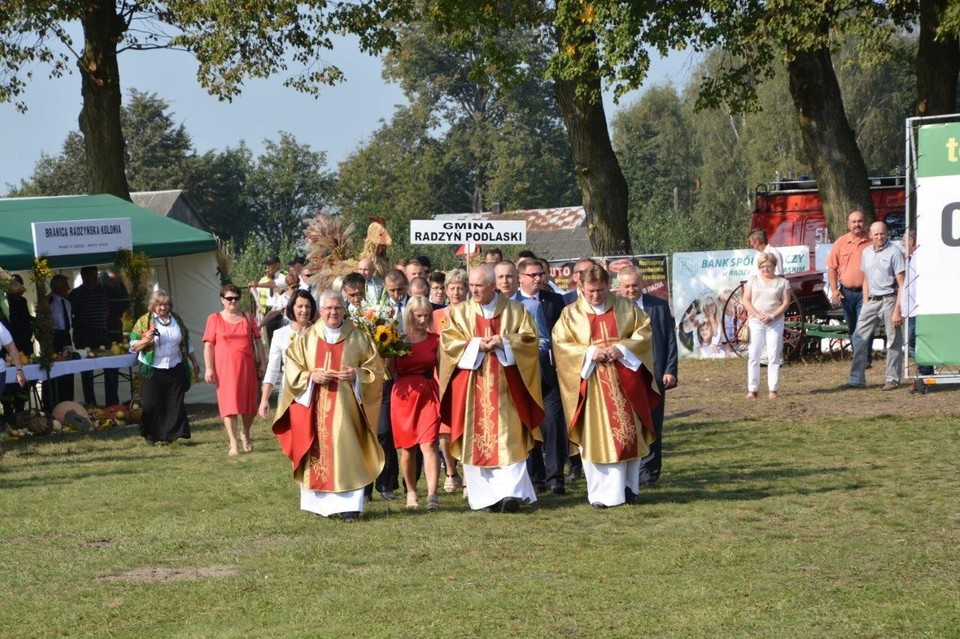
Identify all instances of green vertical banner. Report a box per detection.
[915,123,960,365]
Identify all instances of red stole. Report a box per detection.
[571,311,659,460]
[447,314,543,466]
[273,338,345,491]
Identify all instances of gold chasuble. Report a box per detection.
[553,295,661,464]
[272,321,385,492]
[439,295,544,467]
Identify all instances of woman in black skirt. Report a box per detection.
[129,290,201,444]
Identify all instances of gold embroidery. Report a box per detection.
[310,351,334,484]
[595,317,635,450]
[473,323,498,460]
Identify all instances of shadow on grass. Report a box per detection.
[646,462,870,504]
[0,466,144,489]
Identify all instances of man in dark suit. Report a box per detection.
[562,258,598,305]
[617,266,678,487]
[515,258,568,494]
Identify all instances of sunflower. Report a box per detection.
[374,325,392,344]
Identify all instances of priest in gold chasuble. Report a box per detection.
[439,265,544,512]
[272,290,385,521]
[553,265,661,508]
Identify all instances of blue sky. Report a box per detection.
[0,34,699,194]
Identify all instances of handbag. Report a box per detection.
[737,322,750,343]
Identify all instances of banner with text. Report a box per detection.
[915,122,960,365]
[548,254,670,302]
[410,220,527,245]
[671,246,809,358]
[32,218,133,257]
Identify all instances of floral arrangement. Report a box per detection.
[114,249,152,319]
[30,257,55,372]
[349,300,410,359]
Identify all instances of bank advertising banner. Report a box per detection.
[915,123,960,365]
[671,246,809,358]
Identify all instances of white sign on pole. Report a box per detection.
[31,218,133,257]
[410,220,527,245]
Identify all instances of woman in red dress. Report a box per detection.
[393,295,441,510]
[203,284,266,456]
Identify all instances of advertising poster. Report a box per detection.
[671,246,810,358]
[915,123,960,365]
[548,254,669,302]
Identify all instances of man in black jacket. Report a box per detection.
[515,257,568,494]
[617,266,678,487]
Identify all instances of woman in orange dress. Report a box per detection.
[432,268,467,494]
[393,295,441,510]
[203,284,266,456]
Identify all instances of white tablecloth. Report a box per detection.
[3,354,138,384]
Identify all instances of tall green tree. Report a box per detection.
[0,1,410,199]
[185,144,253,244]
[382,20,578,213]
[246,132,336,253]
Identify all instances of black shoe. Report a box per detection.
[487,499,504,513]
[567,468,582,483]
[533,483,548,494]
[501,497,521,513]
[340,511,361,523]
[624,487,638,505]
[550,485,566,496]
[591,502,607,509]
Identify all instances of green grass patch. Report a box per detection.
[2,401,959,637]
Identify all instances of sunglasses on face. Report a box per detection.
[222,296,241,302]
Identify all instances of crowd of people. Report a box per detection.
[245,248,679,522]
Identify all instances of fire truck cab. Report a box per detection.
[751,176,906,258]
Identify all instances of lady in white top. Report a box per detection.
[741,253,793,399]
[129,290,201,443]
[258,291,316,419]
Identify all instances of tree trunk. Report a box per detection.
[787,46,874,239]
[78,1,130,200]
[553,67,631,256]
[917,0,960,117]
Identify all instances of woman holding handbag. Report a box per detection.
[203,283,266,455]
[130,290,200,444]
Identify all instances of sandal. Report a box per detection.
[426,494,440,511]
[406,491,419,509]
[443,474,461,493]
[768,391,778,400]
[745,391,758,399]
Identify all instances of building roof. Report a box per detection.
[527,228,593,261]
[131,189,213,233]
[434,206,586,231]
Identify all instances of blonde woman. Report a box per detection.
[393,295,442,510]
[129,290,201,444]
[741,253,792,399]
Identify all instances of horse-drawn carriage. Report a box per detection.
[720,270,849,361]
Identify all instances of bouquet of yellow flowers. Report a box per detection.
[350,300,411,359]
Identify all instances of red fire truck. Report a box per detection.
[750,175,906,257]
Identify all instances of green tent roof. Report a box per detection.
[0,194,217,271]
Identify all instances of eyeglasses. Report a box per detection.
[321,306,344,312]
[222,296,240,302]
[522,271,545,278]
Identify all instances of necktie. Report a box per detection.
[62,298,71,331]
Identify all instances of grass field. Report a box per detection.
[1,357,958,638]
